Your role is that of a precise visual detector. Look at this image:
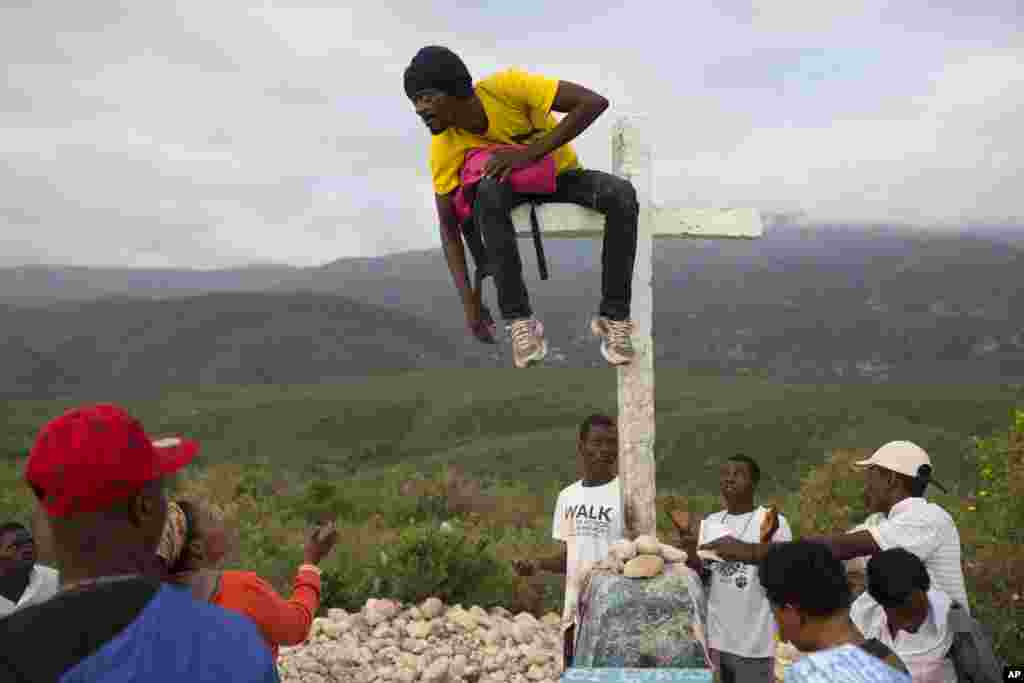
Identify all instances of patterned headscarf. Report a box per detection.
[156,500,189,568]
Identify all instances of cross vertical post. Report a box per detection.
[611,116,657,539]
[510,114,763,542]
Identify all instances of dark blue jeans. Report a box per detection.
[472,168,639,322]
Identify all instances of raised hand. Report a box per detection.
[512,559,537,577]
[303,521,339,566]
[698,536,748,563]
[464,293,496,344]
[0,538,17,563]
[670,509,696,541]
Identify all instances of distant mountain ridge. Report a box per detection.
[0,292,479,399]
[1,221,1022,397]
[0,263,305,308]
[2,222,1019,308]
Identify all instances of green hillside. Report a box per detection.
[3,370,1018,496]
[2,374,1020,659]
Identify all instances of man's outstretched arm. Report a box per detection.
[437,192,492,342]
[437,192,470,296]
[803,531,881,561]
[699,530,881,565]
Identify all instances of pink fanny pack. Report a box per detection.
[452,146,557,225]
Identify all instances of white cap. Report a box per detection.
[853,440,947,492]
[853,441,930,477]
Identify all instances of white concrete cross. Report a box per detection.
[509,115,763,539]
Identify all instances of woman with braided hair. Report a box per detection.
[158,500,338,660]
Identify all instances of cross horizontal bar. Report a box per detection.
[510,203,763,240]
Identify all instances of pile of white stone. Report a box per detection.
[278,597,565,683]
[591,535,688,577]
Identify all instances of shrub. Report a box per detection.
[794,447,873,536]
[953,408,1024,662]
[962,411,1024,545]
[368,523,515,608]
[294,480,356,525]
[0,459,32,529]
[318,548,375,613]
[234,467,288,500]
[314,519,402,614]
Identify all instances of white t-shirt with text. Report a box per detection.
[698,506,793,659]
[551,478,624,624]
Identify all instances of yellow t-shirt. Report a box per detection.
[429,68,582,196]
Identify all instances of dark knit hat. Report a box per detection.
[404,46,473,100]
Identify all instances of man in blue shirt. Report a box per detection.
[0,403,279,683]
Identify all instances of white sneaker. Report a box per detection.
[590,316,635,366]
[507,317,548,368]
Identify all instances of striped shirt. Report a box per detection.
[867,497,969,613]
[787,643,911,683]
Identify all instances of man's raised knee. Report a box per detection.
[604,176,639,215]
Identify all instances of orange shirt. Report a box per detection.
[210,567,321,660]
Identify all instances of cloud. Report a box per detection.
[655,47,1023,225]
[747,0,886,34]
[0,1,1019,268]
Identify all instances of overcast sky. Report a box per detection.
[1,1,1020,269]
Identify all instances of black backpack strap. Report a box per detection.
[858,638,893,661]
[465,204,549,285]
[529,202,549,281]
[947,601,1005,683]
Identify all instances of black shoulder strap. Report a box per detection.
[859,639,909,675]
[529,202,549,281]
[859,638,893,661]
[948,601,978,636]
[468,204,549,282]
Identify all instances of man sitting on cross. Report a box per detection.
[404,46,640,369]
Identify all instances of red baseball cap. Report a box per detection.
[25,404,199,518]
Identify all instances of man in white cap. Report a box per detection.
[700,440,969,613]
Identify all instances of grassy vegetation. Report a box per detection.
[0,372,1020,660]
[3,370,1019,494]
